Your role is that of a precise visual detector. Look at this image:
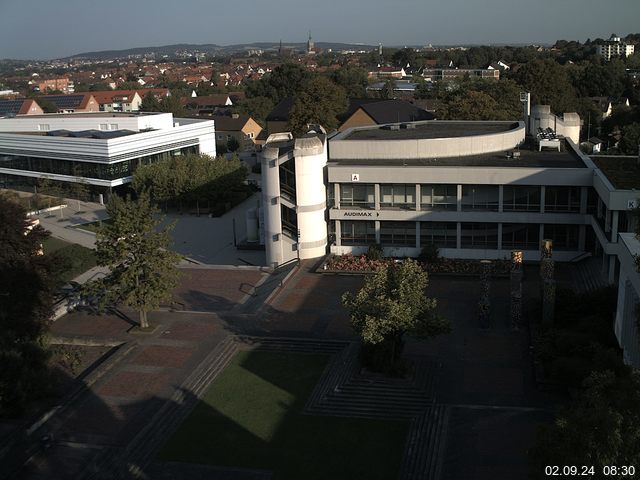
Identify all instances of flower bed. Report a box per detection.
[425,258,511,276]
[319,254,511,276]
[322,254,390,273]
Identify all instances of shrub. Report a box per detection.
[366,243,384,261]
[418,242,440,264]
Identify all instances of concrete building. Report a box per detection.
[0,112,215,198]
[258,108,640,366]
[37,78,75,94]
[597,34,635,61]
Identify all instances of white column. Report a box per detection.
[415,184,421,211]
[261,147,283,268]
[335,220,341,246]
[457,184,463,212]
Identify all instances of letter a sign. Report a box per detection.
[351,173,360,182]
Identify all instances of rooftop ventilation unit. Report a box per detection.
[401,123,416,129]
[389,124,400,131]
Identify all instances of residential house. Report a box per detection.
[0,99,44,117]
[212,113,263,152]
[91,90,143,112]
[183,94,234,116]
[368,67,407,79]
[39,93,100,113]
[265,97,295,134]
[338,99,434,132]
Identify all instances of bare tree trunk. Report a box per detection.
[139,309,148,329]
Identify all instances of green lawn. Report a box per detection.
[159,351,409,480]
[42,237,97,282]
[74,219,111,233]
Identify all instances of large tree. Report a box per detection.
[0,196,56,416]
[532,370,640,479]
[93,192,181,328]
[288,76,347,135]
[511,58,578,114]
[342,259,450,373]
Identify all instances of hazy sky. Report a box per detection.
[1,0,639,60]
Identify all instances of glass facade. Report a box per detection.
[503,186,541,212]
[281,204,298,240]
[421,184,457,210]
[0,146,198,182]
[420,222,457,248]
[380,184,415,209]
[341,221,376,245]
[461,222,499,249]
[340,184,375,209]
[544,186,581,213]
[380,221,416,247]
[461,185,499,211]
[544,224,579,250]
[502,223,539,250]
[279,160,296,202]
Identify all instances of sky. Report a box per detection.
[0,0,639,60]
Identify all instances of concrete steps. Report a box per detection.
[400,404,449,480]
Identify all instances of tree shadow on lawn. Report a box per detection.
[158,349,409,480]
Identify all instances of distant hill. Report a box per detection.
[61,42,381,60]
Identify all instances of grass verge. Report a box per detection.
[159,350,409,480]
[43,237,97,282]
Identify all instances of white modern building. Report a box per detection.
[597,34,635,61]
[259,109,640,366]
[0,112,216,198]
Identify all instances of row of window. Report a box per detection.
[0,146,198,181]
[338,221,579,250]
[335,184,584,213]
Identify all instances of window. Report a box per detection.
[544,224,579,250]
[502,223,539,250]
[461,223,498,249]
[544,186,580,213]
[279,160,296,201]
[420,222,457,248]
[421,184,457,210]
[380,184,415,209]
[109,124,118,130]
[99,124,108,131]
[503,186,541,212]
[281,205,297,240]
[461,185,499,211]
[380,221,416,247]
[246,132,254,139]
[341,221,376,245]
[340,184,375,209]
[38,124,50,131]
